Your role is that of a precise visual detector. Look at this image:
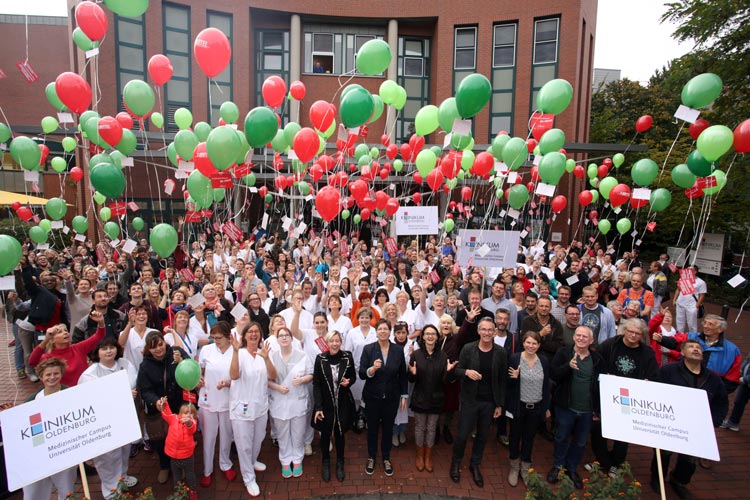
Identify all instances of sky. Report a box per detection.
[1,0,693,85]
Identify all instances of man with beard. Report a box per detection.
[578,286,617,345]
[73,289,127,342]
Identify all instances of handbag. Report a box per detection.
[143,362,169,441]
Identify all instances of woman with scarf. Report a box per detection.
[159,287,191,329]
[202,283,232,328]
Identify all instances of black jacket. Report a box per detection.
[17,265,69,329]
[455,341,507,408]
[248,307,270,338]
[409,347,451,413]
[520,313,564,362]
[358,341,408,402]
[598,335,660,381]
[72,306,127,343]
[551,346,607,414]
[136,345,192,415]
[312,350,357,433]
[506,353,551,416]
[660,361,728,427]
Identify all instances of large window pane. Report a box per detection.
[165,6,188,29]
[313,33,333,52]
[491,115,511,136]
[494,25,515,45]
[455,28,475,48]
[492,93,513,114]
[171,55,189,78]
[533,64,556,84]
[118,21,142,45]
[405,40,422,56]
[534,42,556,63]
[118,46,144,72]
[494,46,514,66]
[536,19,558,42]
[264,32,283,50]
[493,68,514,88]
[264,54,282,70]
[207,13,231,34]
[404,57,423,77]
[404,77,422,96]
[166,80,189,102]
[455,48,475,69]
[166,30,188,51]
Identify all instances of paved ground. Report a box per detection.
[0,302,748,499]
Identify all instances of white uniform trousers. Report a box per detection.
[274,415,307,465]
[94,444,130,498]
[23,467,76,500]
[231,413,267,486]
[199,408,234,476]
[676,303,698,333]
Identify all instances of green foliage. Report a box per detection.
[525,462,642,500]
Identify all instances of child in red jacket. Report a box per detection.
[157,397,199,499]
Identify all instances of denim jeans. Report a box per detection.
[729,383,750,424]
[553,405,593,472]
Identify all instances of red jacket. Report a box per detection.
[647,314,681,367]
[162,405,197,459]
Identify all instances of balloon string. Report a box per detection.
[714,153,736,203]
[657,122,685,184]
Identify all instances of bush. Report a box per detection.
[525,462,641,500]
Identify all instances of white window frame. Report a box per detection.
[533,18,559,65]
[403,56,424,77]
[454,26,477,70]
[312,32,335,72]
[493,23,517,68]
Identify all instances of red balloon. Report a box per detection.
[399,143,412,161]
[11,201,21,211]
[309,100,335,132]
[526,182,535,193]
[380,134,391,147]
[378,168,388,180]
[75,1,108,41]
[292,127,319,163]
[689,118,710,141]
[148,54,173,86]
[602,157,612,167]
[635,115,653,133]
[550,195,567,213]
[573,165,585,179]
[193,28,231,78]
[597,164,609,178]
[733,119,750,153]
[193,142,218,177]
[472,152,494,177]
[588,210,598,221]
[609,183,631,207]
[426,169,444,192]
[97,116,123,148]
[385,197,399,217]
[38,144,49,166]
[461,186,472,201]
[630,196,649,209]
[258,186,268,198]
[412,192,422,204]
[115,112,133,130]
[336,171,349,186]
[16,206,33,222]
[360,207,371,220]
[374,190,389,211]
[316,186,341,222]
[578,191,593,207]
[386,144,398,160]
[440,155,460,179]
[316,155,335,172]
[348,179,368,202]
[526,138,538,153]
[309,164,323,183]
[70,166,84,182]
[289,80,306,101]
[530,166,540,182]
[55,72,91,114]
[413,172,423,184]
[409,134,425,159]
[262,76,287,108]
[274,176,286,192]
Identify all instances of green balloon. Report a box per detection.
[207,126,241,170]
[455,74,492,118]
[72,215,88,234]
[264,193,273,203]
[41,116,59,134]
[368,94,384,124]
[297,182,311,196]
[393,86,407,111]
[80,110,100,129]
[686,150,713,177]
[444,218,455,233]
[370,147,381,159]
[491,134,510,161]
[10,136,41,171]
[393,159,403,172]
[242,173,256,187]
[590,190,599,203]
[536,79,574,115]
[103,0,148,17]
[72,27,97,51]
[589,177,599,188]
[681,73,723,109]
[357,155,372,168]
[671,163,696,189]
[51,157,67,172]
[446,177,459,189]
[450,133,472,151]
[599,177,618,200]
[103,221,120,240]
[116,129,137,156]
[150,112,164,129]
[649,188,672,211]
[194,121,211,142]
[220,101,240,124]
[175,359,201,390]
[616,218,632,235]
[462,150,475,170]
[341,209,350,220]
[93,192,106,205]
[174,108,193,130]
[354,144,369,160]
[174,130,199,161]
[508,184,530,209]
[355,39,391,75]
[61,136,77,152]
[503,137,527,170]
[538,128,565,155]
[597,219,611,235]
[538,152,566,185]
[353,214,362,224]
[235,131,250,164]
[612,153,625,168]
[340,87,374,129]
[271,129,288,152]
[213,188,226,203]
[90,162,126,198]
[0,235,22,276]
[45,82,67,112]
[109,151,125,169]
[438,97,461,133]
[631,158,659,187]
[187,170,213,206]
[565,158,576,173]
[132,217,145,231]
[83,116,105,148]
[319,120,337,139]
[415,105,439,136]
[99,207,111,221]
[166,143,179,167]
[244,107,279,148]
[29,226,48,244]
[379,80,399,105]
[122,79,155,118]
[587,164,598,179]
[45,198,67,220]
[39,219,52,233]
[0,124,10,144]
[696,125,733,162]
[702,171,726,196]
[284,122,301,146]
[415,149,437,177]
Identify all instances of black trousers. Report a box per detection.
[650,449,697,485]
[509,403,544,461]
[452,399,494,467]
[590,418,629,470]
[319,419,346,463]
[364,396,400,460]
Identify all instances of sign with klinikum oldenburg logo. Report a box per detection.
[0,371,141,491]
[599,374,719,460]
[394,206,439,235]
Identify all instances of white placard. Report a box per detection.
[519,230,528,238]
[122,239,137,255]
[558,261,567,272]
[599,374,719,460]
[507,208,520,219]
[551,232,562,242]
[121,157,134,167]
[187,293,205,309]
[62,226,70,235]
[632,188,652,201]
[249,187,258,193]
[0,276,15,290]
[24,170,39,183]
[0,370,141,490]
[85,47,100,58]
[533,154,541,165]
[57,112,74,124]
[728,274,746,288]
[394,206,439,236]
[51,221,64,229]
[507,172,518,184]
[674,105,700,124]
[261,213,269,229]
[230,302,248,321]
[36,244,49,251]
[456,229,520,268]
[178,160,194,171]
[74,234,86,242]
[174,170,189,180]
[451,119,471,136]
[566,274,579,286]
[287,150,298,160]
[695,233,725,262]
[535,182,556,197]
[109,239,120,248]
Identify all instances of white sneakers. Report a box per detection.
[122,475,138,488]
[253,461,266,472]
[304,443,313,456]
[246,480,260,497]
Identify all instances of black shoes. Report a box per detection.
[669,477,693,500]
[336,460,345,482]
[383,459,394,477]
[449,461,461,483]
[469,465,484,487]
[547,466,562,484]
[443,426,453,444]
[567,470,583,489]
[321,460,331,482]
[365,458,375,475]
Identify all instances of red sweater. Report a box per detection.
[29,327,105,386]
[162,405,197,459]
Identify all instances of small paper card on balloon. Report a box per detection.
[174,170,189,180]
[558,261,567,272]
[62,226,70,234]
[16,60,39,82]
[347,127,360,136]
[566,274,579,286]
[533,154,541,166]
[499,210,507,217]
[110,202,127,216]
[646,222,657,232]
[178,160,194,171]
[0,276,15,290]
[507,172,518,184]
[249,187,258,193]
[182,390,197,403]
[57,112,74,124]
[122,239,137,255]
[230,302,248,322]
[632,188,651,200]
[185,211,201,223]
[452,119,472,136]
[222,221,243,242]
[37,243,49,251]
[187,293,205,309]
[535,183,556,197]
[228,124,238,130]
[75,234,86,242]
[31,182,41,193]
[520,230,529,238]
[728,274,746,288]
[211,171,233,188]
[121,157,134,167]
[261,213,269,229]
[476,244,491,258]
[85,48,99,59]
[233,163,252,178]
[631,230,638,238]
[109,239,120,248]
[696,176,717,189]
[128,202,140,212]
[507,208,520,219]
[51,220,64,229]
[180,268,194,282]
[416,261,427,273]
[443,133,452,149]
[287,150,298,160]
[23,170,39,183]
[282,217,293,231]
[635,239,642,246]
[674,105,700,124]
[613,207,622,214]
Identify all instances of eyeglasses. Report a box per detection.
[277,334,292,339]
[625,329,643,335]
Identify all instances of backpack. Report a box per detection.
[622,287,646,311]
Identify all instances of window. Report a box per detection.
[312,33,334,73]
[163,3,191,132]
[403,57,423,77]
[397,37,430,142]
[490,23,517,139]
[493,24,516,67]
[255,30,290,125]
[114,14,145,127]
[207,11,233,125]
[534,18,559,64]
[454,27,477,70]
[304,25,385,75]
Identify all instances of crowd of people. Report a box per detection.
[3,226,745,500]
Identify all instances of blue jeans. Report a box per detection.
[12,323,24,371]
[553,405,593,472]
[729,383,750,424]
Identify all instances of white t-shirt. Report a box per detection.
[279,307,314,331]
[123,328,158,369]
[198,344,234,412]
[229,349,269,421]
[269,348,313,420]
[164,329,204,360]
[327,314,353,337]
[78,359,138,389]
[343,326,377,402]
[675,277,707,307]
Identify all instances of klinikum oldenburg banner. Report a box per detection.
[456,230,521,268]
[394,206,439,235]
[0,370,141,490]
[599,374,719,460]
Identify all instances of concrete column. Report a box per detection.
[290,14,302,123]
[386,19,398,142]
